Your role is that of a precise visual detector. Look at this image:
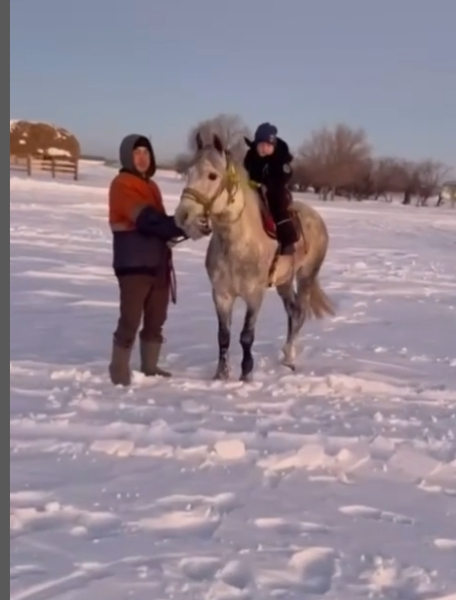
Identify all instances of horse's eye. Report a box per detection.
[208,172,218,181]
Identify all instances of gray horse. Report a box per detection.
[174,134,334,381]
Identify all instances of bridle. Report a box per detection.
[180,153,245,223]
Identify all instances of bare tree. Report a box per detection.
[371,157,405,201]
[297,127,332,198]
[298,124,371,200]
[351,158,375,200]
[414,160,450,205]
[187,113,251,163]
[392,160,421,205]
[290,158,311,191]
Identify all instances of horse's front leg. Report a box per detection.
[239,292,264,382]
[213,290,235,380]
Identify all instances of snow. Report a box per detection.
[42,147,72,158]
[10,161,456,599]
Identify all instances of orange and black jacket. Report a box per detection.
[109,134,185,277]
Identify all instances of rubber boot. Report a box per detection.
[109,343,132,386]
[140,340,171,377]
[276,220,298,256]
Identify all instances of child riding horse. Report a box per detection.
[243,122,298,255]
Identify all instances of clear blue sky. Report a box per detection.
[10,0,456,168]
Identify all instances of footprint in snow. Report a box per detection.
[338,504,414,524]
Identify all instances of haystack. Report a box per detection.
[10,120,81,160]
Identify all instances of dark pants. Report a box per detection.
[264,187,298,248]
[113,274,169,349]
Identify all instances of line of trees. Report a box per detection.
[173,113,454,207]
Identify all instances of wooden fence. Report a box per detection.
[10,155,79,180]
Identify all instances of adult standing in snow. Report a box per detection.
[108,134,186,386]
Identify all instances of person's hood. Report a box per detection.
[118,134,156,178]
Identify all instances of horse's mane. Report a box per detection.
[230,156,264,213]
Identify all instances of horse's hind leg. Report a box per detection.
[276,279,306,370]
[239,292,264,382]
[212,290,235,380]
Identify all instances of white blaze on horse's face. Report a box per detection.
[175,145,231,240]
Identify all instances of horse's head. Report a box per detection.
[174,133,244,240]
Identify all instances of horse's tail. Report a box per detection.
[298,274,335,320]
[291,200,335,320]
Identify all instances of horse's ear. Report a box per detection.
[213,134,224,154]
[195,132,203,151]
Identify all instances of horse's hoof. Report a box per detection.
[213,368,230,381]
[281,359,296,372]
[240,371,253,383]
[214,374,229,381]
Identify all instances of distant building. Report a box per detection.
[440,180,456,207]
[441,180,456,197]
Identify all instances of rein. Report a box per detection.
[180,156,245,224]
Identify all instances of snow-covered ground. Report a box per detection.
[10,162,456,599]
